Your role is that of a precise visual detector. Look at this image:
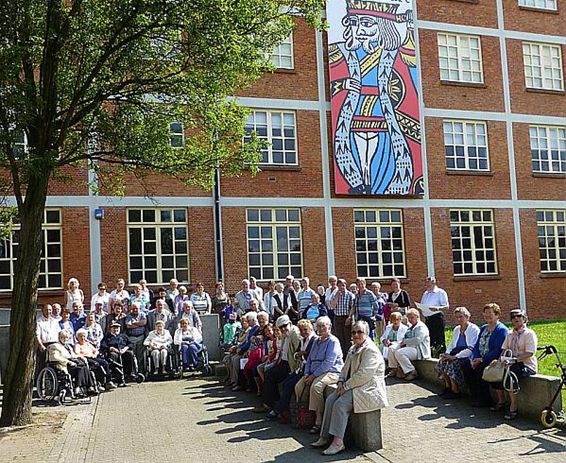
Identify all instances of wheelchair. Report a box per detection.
[105,350,145,385]
[35,361,96,405]
[176,342,213,378]
[143,345,178,381]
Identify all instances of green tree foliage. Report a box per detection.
[0,0,323,426]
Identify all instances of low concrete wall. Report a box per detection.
[201,314,221,362]
[0,325,10,384]
[414,358,563,420]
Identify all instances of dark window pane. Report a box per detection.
[129,229,142,254]
[174,227,187,240]
[174,209,187,222]
[143,210,155,222]
[129,210,141,222]
[161,210,172,222]
[46,210,60,223]
[144,228,156,240]
[161,228,173,254]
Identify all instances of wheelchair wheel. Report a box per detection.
[36,367,59,402]
[136,373,145,383]
[541,409,558,429]
[202,365,213,377]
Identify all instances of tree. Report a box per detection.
[0,0,322,427]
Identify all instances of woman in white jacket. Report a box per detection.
[144,320,173,374]
[311,320,388,456]
[435,307,480,399]
[379,312,408,362]
[174,317,203,371]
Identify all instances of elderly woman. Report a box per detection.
[463,303,509,408]
[176,300,202,332]
[311,321,388,455]
[243,311,270,390]
[295,316,344,434]
[74,329,114,390]
[173,286,190,316]
[143,319,173,375]
[492,309,537,420]
[174,317,203,371]
[386,278,411,322]
[48,330,96,396]
[228,311,260,391]
[388,308,431,381]
[222,316,249,384]
[84,313,105,349]
[302,293,328,322]
[435,307,480,399]
[65,277,84,311]
[105,302,127,333]
[59,309,76,344]
[379,311,408,362]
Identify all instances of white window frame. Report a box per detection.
[518,0,558,11]
[246,208,303,281]
[0,209,63,291]
[169,122,185,148]
[12,130,28,159]
[354,209,406,279]
[537,209,566,273]
[523,42,564,91]
[443,120,490,171]
[438,33,484,84]
[530,125,566,174]
[268,33,294,70]
[244,110,298,166]
[127,208,189,285]
[450,209,498,276]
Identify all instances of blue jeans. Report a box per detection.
[274,371,302,413]
[180,343,202,367]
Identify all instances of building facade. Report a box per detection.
[2,0,565,322]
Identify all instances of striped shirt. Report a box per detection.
[333,290,355,317]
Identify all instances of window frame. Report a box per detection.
[126,208,190,285]
[437,32,484,84]
[0,209,63,292]
[450,209,498,277]
[246,208,303,281]
[537,209,566,273]
[530,125,566,174]
[353,209,407,279]
[443,120,490,172]
[522,41,564,91]
[518,0,558,12]
[268,33,294,70]
[169,122,185,148]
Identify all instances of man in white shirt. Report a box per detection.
[420,276,449,354]
[91,282,110,313]
[324,276,338,320]
[249,276,264,305]
[36,304,61,374]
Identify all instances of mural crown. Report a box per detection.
[346,0,400,16]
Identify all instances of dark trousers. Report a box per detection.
[462,361,492,405]
[86,357,109,385]
[262,360,290,407]
[333,315,351,358]
[425,312,446,354]
[274,371,302,413]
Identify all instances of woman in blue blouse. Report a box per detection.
[462,303,508,407]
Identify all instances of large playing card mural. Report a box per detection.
[327,0,423,196]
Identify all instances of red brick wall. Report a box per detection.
[220,207,248,294]
[301,207,328,285]
[99,207,128,293]
[187,207,217,290]
[503,0,566,36]
[417,0,498,28]
[62,207,92,301]
[48,166,90,196]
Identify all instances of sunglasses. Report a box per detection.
[511,314,523,320]
[351,330,365,335]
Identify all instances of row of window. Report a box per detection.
[1,208,565,291]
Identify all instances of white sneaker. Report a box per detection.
[310,437,328,448]
[322,444,345,455]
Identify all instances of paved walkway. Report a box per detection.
[1,377,564,462]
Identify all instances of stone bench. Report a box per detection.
[414,358,563,421]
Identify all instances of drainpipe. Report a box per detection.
[213,166,224,282]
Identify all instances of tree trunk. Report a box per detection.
[0,172,50,427]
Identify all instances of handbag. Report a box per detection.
[295,403,316,429]
[482,349,513,383]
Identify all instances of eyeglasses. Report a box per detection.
[511,314,523,320]
[351,330,365,335]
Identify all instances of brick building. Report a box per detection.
[2,0,565,322]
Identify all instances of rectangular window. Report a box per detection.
[537,210,566,273]
[12,130,28,159]
[246,208,302,280]
[269,34,294,70]
[127,209,189,285]
[523,42,564,91]
[169,122,185,148]
[443,120,490,171]
[0,209,62,291]
[518,0,557,11]
[450,210,497,276]
[244,110,297,165]
[354,209,406,279]
[530,125,566,173]
[438,33,483,84]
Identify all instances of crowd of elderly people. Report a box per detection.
[35,273,538,453]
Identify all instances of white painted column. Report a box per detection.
[87,167,102,294]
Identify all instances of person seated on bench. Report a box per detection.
[380,311,408,366]
[311,320,388,455]
[175,317,203,371]
[144,320,173,375]
[388,309,431,380]
[435,307,479,399]
[491,309,537,420]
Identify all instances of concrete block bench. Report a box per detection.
[413,358,562,421]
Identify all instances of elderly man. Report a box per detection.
[36,304,61,375]
[324,276,338,322]
[69,302,87,332]
[297,277,316,320]
[249,276,264,303]
[147,298,173,333]
[331,279,355,357]
[235,279,262,316]
[51,303,63,322]
[101,322,135,386]
[283,275,298,319]
[349,277,381,340]
[420,276,449,354]
[176,300,202,332]
[130,284,151,314]
[125,302,147,373]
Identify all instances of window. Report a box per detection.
[246,208,302,280]
[537,210,566,273]
[169,122,184,148]
[127,209,189,284]
[523,42,564,91]
[450,210,497,276]
[244,111,297,165]
[438,33,483,83]
[0,209,62,291]
[443,120,489,171]
[530,125,566,173]
[518,0,557,11]
[12,130,28,159]
[269,34,294,69]
[354,209,406,278]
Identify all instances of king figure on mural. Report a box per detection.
[328,0,423,196]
